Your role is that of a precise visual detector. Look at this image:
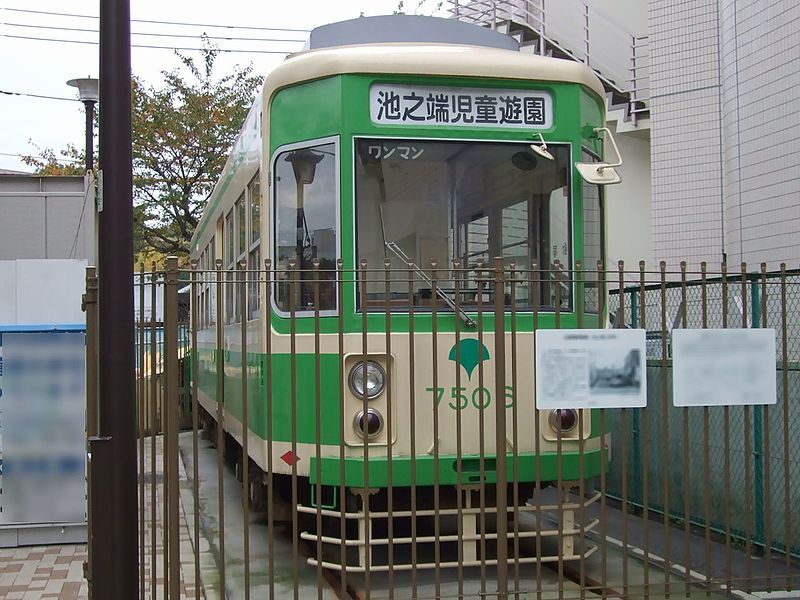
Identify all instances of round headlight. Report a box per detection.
[354,409,384,440]
[348,361,386,400]
[549,408,579,434]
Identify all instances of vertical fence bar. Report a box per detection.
[700,262,711,598]
[575,261,587,600]
[289,258,300,600]
[406,258,418,598]
[531,259,543,599]
[638,260,650,600]
[759,262,772,590]
[659,261,670,598]
[313,259,323,599]
[165,256,181,599]
[509,261,521,599]
[384,258,395,598]
[264,259,275,599]
[149,263,158,600]
[597,259,608,600]
[430,260,441,600]
[138,265,146,600]
[214,258,226,597]
[554,260,564,600]
[494,257,509,600]
[617,261,630,599]
[679,262,691,596]
[741,262,754,592]
[779,264,791,590]
[239,260,251,599]
[721,260,732,593]
[358,259,371,598]
[453,260,465,600]
[477,261,487,596]
[335,259,346,594]
[190,261,201,600]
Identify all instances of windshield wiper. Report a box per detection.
[384,241,476,328]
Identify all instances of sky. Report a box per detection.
[0,0,447,172]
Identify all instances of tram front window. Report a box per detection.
[355,138,572,311]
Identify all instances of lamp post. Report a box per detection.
[66,77,99,173]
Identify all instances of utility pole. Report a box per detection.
[90,0,137,597]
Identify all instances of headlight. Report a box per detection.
[348,361,386,399]
[548,408,578,434]
[354,409,384,440]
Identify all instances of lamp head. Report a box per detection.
[67,77,99,103]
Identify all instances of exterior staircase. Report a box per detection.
[445,0,650,130]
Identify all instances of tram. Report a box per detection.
[190,14,620,572]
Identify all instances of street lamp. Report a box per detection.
[66,77,99,173]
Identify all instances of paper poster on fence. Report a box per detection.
[672,329,776,407]
[535,329,647,409]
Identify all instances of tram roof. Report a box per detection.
[263,43,607,104]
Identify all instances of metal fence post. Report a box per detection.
[83,267,98,597]
[164,256,181,598]
[493,257,508,599]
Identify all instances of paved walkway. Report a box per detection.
[0,544,88,599]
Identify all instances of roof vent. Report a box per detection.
[306,15,519,52]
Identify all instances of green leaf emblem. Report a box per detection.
[448,339,490,380]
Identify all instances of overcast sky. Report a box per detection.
[0,0,447,172]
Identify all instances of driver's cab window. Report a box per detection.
[273,139,338,313]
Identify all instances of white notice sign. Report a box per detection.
[535,329,647,409]
[672,329,776,407]
[370,84,553,129]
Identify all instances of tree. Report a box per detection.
[25,42,261,259]
[21,143,86,176]
[133,44,261,256]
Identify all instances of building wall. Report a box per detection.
[0,175,94,263]
[606,130,653,268]
[650,0,800,270]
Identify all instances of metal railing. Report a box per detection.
[448,0,651,120]
[85,258,799,599]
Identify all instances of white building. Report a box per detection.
[451,0,799,271]
[650,0,800,270]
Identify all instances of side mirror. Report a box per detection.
[576,127,623,185]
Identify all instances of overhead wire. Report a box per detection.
[0,151,82,163]
[1,88,80,101]
[2,21,307,43]
[1,33,297,54]
[0,6,311,33]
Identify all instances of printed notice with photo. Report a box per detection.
[535,329,647,409]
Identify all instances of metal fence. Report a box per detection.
[86,259,799,599]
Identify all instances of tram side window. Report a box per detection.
[248,172,261,320]
[208,236,216,326]
[225,209,235,324]
[273,141,337,313]
[581,149,604,314]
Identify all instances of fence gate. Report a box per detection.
[86,258,799,599]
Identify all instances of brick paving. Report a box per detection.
[0,544,88,599]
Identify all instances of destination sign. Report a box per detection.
[370,84,553,129]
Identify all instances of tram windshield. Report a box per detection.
[356,138,572,311]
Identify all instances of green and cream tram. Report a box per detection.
[190,14,619,572]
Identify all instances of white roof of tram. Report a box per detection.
[263,42,607,104]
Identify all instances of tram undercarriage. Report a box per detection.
[297,484,601,573]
